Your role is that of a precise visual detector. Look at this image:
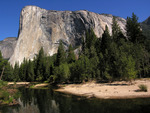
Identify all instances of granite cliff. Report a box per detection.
[0,37,17,59]
[9,6,126,66]
[141,16,150,38]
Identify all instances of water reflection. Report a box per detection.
[17,88,60,113]
[0,87,150,113]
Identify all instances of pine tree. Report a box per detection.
[13,62,20,81]
[120,55,137,80]
[3,62,13,81]
[0,51,7,80]
[54,63,70,83]
[35,47,45,81]
[19,63,24,81]
[85,29,97,49]
[101,25,111,53]
[26,60,35,81]
[89,46,100,79]
[56,41,66,66]
[70,55,91,82]
[81,36,86,54]
[112,17,121,42]
[67,44,76,63]
[126,13,142,43]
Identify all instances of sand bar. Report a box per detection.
[8,82,30,85]
[56,79,150,99]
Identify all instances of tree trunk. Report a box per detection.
[0,67,5,80]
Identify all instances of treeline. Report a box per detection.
[1,13,150,83]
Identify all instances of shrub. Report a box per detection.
[0,80,7,88]
[138,84,148,92]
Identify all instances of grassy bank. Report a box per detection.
[0,80,20,106]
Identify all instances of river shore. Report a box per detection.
[56,79,150,99]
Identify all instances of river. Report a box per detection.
[0,87,150,113]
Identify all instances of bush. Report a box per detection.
[138,84,148,92]
[0,90,9,101]
[0,80,7,88]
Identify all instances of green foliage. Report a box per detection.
[26,60,35,81]
[0,80,20,105]
[0,51,8,80]
[67,44,76,63]
[141,23,150,39]
[85,29,97,49]
[121,55,137,80]
[101,25,111,53]
[2,13,150,84]
[138,84,148,92]
[126,13,144,43]
[70,55,92,82]
[3,63,14,81]
[0,80,7,88]
[13,62,20,81]
[0,90,9,101]
[54,63,70,83]
[35,48,45,81]
[56,40,66,66]
[112,17,121,41]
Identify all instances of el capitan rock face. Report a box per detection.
[0,37,17,59]
[9,6,126,66]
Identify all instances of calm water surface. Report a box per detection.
[0,87,150,113]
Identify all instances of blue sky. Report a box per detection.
[0,0,149,40]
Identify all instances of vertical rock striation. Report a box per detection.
[0,37,17,59]
[9,6,126,66]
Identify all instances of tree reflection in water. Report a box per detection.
[1,87,150,113]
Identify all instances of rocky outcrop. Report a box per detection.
[9,6,126,66]
[0,37,17,59]
[142,16,150,25]
[141,16,150,38]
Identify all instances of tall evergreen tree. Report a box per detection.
[26,60,35,81]
[101,25,111,53]
[13,62,20,81]
[67,44,76,63]
[112,17,121,41]
[85,29,97,49]
[19,63,25,81]
[0,51,7,80]
[56,40,66,66]
[54,63,70,83]
[89,46,100,79]
[81,36,86,54]
[126,13,143,43]
[35,47,45,81]
[3,62,14,81]
[70,55,91,82]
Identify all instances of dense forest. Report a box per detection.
[1,13,150,83]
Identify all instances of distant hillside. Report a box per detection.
[0,37,17,59]
[141,16,150,38]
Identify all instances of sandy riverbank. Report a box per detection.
[56,79,150,99]
[8,82,30,85]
